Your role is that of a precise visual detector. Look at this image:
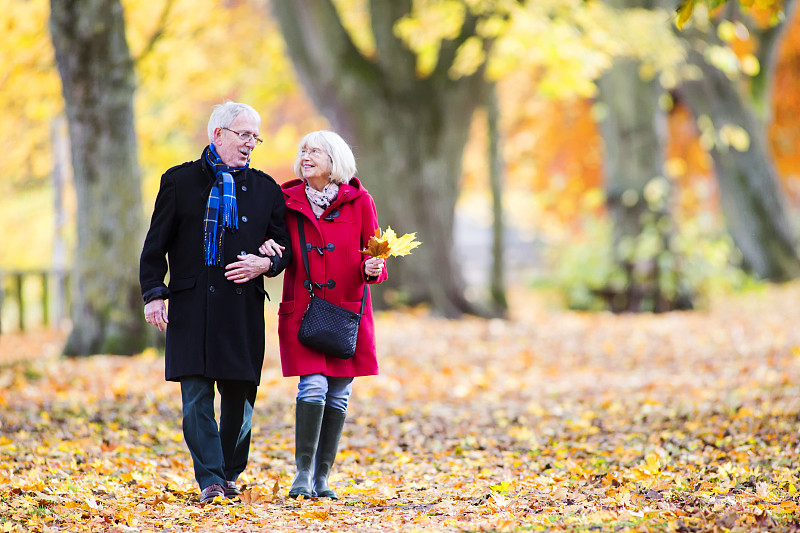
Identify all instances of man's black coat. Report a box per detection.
[140,149,291,384]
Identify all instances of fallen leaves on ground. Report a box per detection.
[2,283,800,532]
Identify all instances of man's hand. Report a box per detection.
[144,299,168,332]
[225,254,272,283]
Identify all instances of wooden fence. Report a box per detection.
[0,269,70,333]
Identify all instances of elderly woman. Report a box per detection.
[262,130,387,499]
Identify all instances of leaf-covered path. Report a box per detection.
[2,284,800,532]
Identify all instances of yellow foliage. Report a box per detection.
[449,36,486,78]
[0,0,318,268]
[361,227,421,259]
[332,0,375,57]
[4,0,800,275]
[675,1,695,30]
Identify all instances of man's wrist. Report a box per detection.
[260,255,275,276]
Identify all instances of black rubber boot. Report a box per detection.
[313,407,347,499]
[288,401,324,498]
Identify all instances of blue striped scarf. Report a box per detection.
[203,145,245,266]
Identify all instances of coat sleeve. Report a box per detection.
[360,193,388,284]
[262,182,292,278]
[139,172,177,303]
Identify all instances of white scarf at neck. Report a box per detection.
[305,181,339,218]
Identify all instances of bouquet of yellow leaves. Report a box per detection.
[360,227,421,259]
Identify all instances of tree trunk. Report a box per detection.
[487,83,508,313]
[51,115,70,328]
[270,0,489,317]
[597,52,686,312]
[50,0,148,355]
[676,23,800,281]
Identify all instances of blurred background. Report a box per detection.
[1,0,799,355]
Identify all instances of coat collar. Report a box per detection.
[282,177,367,213]
[201,146,249,184]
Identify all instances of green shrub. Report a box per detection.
[547,215,757,311]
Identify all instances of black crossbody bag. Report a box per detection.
[296,213,367,359]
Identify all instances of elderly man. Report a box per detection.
[140,101,290,503]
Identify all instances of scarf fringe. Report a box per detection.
[204,230,218,266]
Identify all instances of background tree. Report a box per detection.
[596,57,680,310]
[595,0,689,311]
[49,0,148,355]
[269,0,504,317]
[675,0,800,280]
[486,82,508,312]
[5,0,800,332]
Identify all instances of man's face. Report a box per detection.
[213,113,260,167]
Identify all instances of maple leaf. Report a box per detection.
[361,229,392,259]
[384,226,421,257]
[360,226,421,258]
[240,487,272,505]
[150,494,169,506]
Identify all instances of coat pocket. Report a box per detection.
[168,276,196,293]
[340,300,364,314]
[278,301,296,315]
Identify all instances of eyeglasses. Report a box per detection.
[222,127,263,145]
[298,148,325,157]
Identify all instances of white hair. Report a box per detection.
[293,130,357,185]
[207,101,261,143]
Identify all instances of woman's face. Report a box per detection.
[299,145,332,183]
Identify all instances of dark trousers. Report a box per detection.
[180,376,257,489]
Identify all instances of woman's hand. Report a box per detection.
[364,257,385,278]
[258,239,285,257]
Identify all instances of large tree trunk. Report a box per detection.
[270,0,490,317]
[676,15,800,281]
[597,51,687,312]
[592,0,693,312]
[50,0,147,355]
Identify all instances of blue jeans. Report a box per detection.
[180,376,257,489]
[297,374,353,411]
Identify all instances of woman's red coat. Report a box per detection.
[277,178,387,377]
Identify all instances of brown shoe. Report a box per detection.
[224,481,240,499]
[200,483,225,503]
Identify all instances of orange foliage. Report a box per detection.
[496,82,714,225]
[496,72,603,227]
[770,5,800,203]
[486,7,800,227]
[666,103,718,218]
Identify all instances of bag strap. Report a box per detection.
[295,212,313,287]
[296,212,367,315]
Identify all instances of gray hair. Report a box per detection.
[293,130,357,185]
[207,101,261,143]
